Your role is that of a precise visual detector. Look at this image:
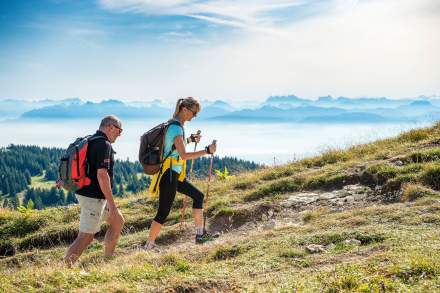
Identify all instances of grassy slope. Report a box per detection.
[1,122,440,292]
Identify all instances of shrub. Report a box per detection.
[398,129,430,142]
[18,225,78,250]
[261,168,295,181]
[301,208,327,223]
[304,173,355,190]
[361,163,397,185]
[401,184,436,202]
[407,148,440,163]
[245,178,301,201]
[159,253,190,272]
[299,231,386,246]
[0,214,46,238]
[398,163,423,174]
[210,244,247,261]
[279,248,306,258]
[313,149,351,167]
[391,254,440,283]
[233,181,256,190]
[421,164,440,190]
[0,238,15,257]
[381,174,419,194]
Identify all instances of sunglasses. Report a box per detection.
[186,107,197,117]
[111,124,123,132]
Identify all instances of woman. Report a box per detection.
[145,97,217,251]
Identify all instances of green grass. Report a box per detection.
[30,174,55,190]
[2,200,440,292]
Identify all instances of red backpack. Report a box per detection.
[56,136,104,192]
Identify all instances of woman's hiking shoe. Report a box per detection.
[195,231,220,244]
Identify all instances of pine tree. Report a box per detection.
[2,198,9,208]
[27,198,34,210]
[34,195,43,210]
[11,194,19,209]
[66,192,77,204]
[24,170,32,185]
[118,183,125,197]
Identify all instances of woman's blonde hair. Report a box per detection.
[173,97,201,118]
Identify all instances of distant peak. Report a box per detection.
[101,99,124,105]
[410,100,432,106]
[317,95,333,102]
[265,95,303,103]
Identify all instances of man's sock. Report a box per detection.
[146,240,155,248]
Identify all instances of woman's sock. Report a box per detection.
[196,226,204,235]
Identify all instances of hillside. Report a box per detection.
[1,122,440,292]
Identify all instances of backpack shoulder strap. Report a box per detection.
[87,135,106,143]
[165,119,185,162]
[167,119,185,138]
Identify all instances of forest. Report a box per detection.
[0,144,260,209]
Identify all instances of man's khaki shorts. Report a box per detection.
[76,194,109,234]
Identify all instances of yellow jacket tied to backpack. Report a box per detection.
[149,157,186,197]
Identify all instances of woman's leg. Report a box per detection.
[177,178,204,232]
[148,169,178,243]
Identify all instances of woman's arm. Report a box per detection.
[174,135,215,160]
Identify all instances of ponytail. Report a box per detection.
[173,98,184,118]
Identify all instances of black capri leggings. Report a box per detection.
[154,168,205,224]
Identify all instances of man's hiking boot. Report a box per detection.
[195,231,220,244]
[142,242,161,253]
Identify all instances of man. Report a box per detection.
[65,115,125,266]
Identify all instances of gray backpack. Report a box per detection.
[138,119,183,175]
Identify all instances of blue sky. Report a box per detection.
[0,0,439,102]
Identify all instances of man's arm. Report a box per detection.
[97,168,117,210]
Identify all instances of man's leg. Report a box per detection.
[66,194,105,265]
[64,232,95,266]
[103,206,125,258]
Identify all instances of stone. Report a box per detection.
[353,193,367,201]
[263,219,276,230]
[344,196,355,203]
[281,193,319,207]
[343,184,367,194]
[267,209,274,218]
[325,243,336,250]
[336,199,345,206]
[395,160,403,166]
[306,244,326,254]
[344,239,362,245]
[336,190,352,198]
[319,192,338,200]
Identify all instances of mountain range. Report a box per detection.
[1,95,440,123]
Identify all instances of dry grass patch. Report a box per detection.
[401,184,437,202]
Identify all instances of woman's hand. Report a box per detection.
[190,133,202,144]
[207,143,216,154]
